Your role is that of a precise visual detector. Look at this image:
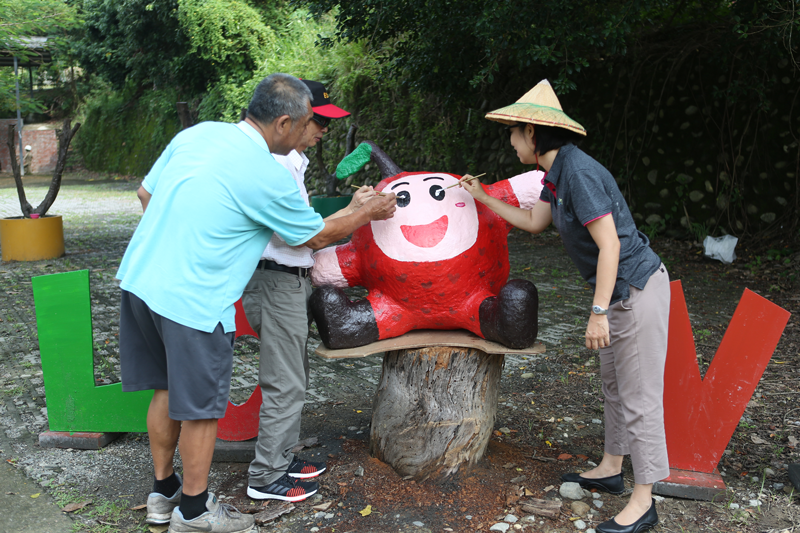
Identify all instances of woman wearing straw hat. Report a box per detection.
[458,80,669,533]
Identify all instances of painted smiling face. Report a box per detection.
[370,172,479,262]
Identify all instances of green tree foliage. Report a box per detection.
[0,0,78,58]
[74,7,351,171]
[71,0,283,94]
[0,0,79,116]
[75,82,182,175]
[68,0,798,239]
[72,0,208,93]
[196,8,354,121]
[0,68,42,116]
[302,0,799,95]
[179,0,275,74]
[297,0,800,238]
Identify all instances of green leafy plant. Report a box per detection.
[689,221,709,243]
[639,219,666,241]
[694,328,712,343]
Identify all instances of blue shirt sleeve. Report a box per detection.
[568,170,613,226]
[142,141,175,194]
[252,192,325,247]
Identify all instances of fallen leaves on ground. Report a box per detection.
[63,500,92,512]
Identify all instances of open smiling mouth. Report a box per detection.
[400,215,448,248]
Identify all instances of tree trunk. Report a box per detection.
[369,346,503,481]
[36,119,81,217]
[316,123,358,197]
[177,102,193,130]
[315,137,339,197]
[6,124,32,217]
[345,123,358,157]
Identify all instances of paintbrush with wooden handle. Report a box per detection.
[350,184,387,196]
[445,173,486,189]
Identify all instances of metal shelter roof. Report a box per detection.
[0,37,52,67]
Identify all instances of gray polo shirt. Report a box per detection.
[540,144,661,305]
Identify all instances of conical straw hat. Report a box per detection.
[485,80,586,136]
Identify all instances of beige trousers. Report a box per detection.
[242,268,312,486]
[599,264,671,485]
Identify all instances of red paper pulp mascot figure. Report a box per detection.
[310,142,543,350]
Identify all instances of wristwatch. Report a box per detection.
[591,305,608,315]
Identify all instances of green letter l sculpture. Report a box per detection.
[33,270,153,432]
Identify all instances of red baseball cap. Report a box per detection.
[301,79,350,119]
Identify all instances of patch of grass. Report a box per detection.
[3,385,25,396]
[53,487,140,533]
[80,499,132,533]
[52,487,85,508]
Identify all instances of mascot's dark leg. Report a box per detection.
[309,286,380,349]
[479,279,539,349]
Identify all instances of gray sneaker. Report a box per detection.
[146,473,182,524]
[168,493,254,533]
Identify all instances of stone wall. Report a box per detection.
[0,119,59,174]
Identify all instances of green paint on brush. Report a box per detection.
[336,142,373,180]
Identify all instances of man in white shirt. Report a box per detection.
[243,80,372,502]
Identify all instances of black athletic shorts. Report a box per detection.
[119,290,234,420]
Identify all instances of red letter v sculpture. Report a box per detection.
[663,280,790,478]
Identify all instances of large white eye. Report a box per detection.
[397,190,411,207]
[429,185,445,201]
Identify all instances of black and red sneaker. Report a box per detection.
[247,473,318,502]
[287,457,327,479]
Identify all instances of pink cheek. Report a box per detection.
[455,202,465,208]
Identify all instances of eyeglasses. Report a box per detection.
[504,123,520,135]
[311,114,331,128]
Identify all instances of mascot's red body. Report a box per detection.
[310,143,543,350]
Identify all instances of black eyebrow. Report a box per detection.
[423,176,444,182]
[390,182,410,190]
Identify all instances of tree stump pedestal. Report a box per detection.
[315,330,544,481]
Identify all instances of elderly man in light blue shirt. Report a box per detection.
[118,73,396,533]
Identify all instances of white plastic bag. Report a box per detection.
[703,234,738,264]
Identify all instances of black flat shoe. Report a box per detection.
[596,498,659,533]
[560,471,625,495]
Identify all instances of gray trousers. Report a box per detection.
[242,267,312,486]
[599,264,671,485]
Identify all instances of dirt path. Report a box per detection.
[1,176,798,532]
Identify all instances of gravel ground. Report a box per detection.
[1,173,799,532]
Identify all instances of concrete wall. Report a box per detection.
[0,120,59,174]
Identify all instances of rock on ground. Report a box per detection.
[560,482,585,500]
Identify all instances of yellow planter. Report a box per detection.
[0,215,65,261]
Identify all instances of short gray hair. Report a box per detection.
[247,73,312,125]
